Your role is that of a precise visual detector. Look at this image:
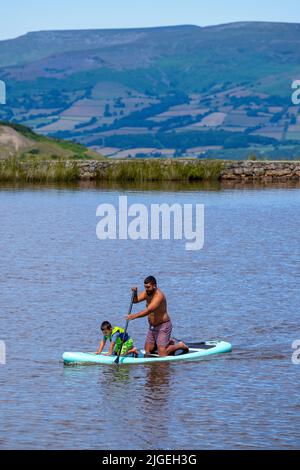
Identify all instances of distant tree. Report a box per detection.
[28,148,40,156]
[75,117,97,129]
[270,112,284,124]
[104,104,112,117]
[223,134,249,149]
[115,97,125,108]
[174,148,184,157]
[246,109,258,117]
[136,153,148,158]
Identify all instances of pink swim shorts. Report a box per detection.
[146,320,173,348]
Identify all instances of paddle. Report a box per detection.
[114,291,135,364]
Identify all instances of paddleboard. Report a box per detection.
[63,340,232,365]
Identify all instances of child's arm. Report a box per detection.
[103,330,119,356]
[104,341,116,356]
[95,339,106,355]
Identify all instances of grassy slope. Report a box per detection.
[0,121,105,182]
[0,121,105,160]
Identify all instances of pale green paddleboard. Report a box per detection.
[62,340,232,365]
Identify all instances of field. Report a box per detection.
[1,23,300,158]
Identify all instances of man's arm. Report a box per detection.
[132,287,147,304]
[127,291,164,320]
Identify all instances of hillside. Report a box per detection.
[0,122,104,160]
[0,22,300,158]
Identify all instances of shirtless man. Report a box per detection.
[126,276,189,357]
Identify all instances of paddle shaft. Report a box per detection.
[115,291,135,364]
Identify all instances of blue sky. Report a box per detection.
[0,0,299,40]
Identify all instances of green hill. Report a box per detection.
[0,121,104,160]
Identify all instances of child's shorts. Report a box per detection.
[115,338,134,356]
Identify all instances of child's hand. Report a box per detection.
[95,351,100,355]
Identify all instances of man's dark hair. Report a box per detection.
[101,321,112,331]
[144,276,157,286]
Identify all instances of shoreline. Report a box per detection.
[0,159,300,183]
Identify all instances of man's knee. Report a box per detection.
[157,345,168,357]
[145,342,156,353]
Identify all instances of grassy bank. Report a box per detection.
[102,159,224,182]
[0,158,224,183]
[0,157,80,183]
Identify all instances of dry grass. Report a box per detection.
[102,159,224,182]
[0,157,224,183]
[0,157,80,183]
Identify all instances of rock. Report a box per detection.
[81,172,93,180]
[221,172,237,180]
[253,168,265,176]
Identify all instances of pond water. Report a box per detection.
[0,182,299,449]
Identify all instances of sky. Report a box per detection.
[0,0,299,40]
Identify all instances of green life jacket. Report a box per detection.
[107,326,129,347]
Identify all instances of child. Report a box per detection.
[95,321,138,357]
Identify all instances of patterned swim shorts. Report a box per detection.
[146,320,173,348]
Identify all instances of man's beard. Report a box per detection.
[146,288,155,295]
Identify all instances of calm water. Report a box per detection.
[0,182,299,450]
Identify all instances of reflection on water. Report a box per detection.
[1,180,299,193]
[0,183,300,449]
